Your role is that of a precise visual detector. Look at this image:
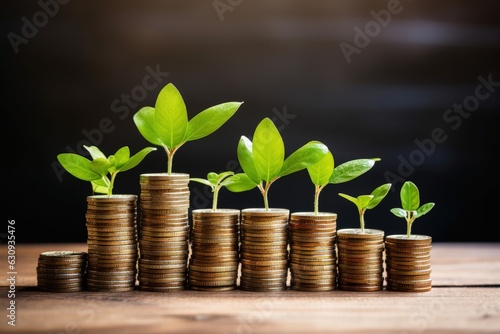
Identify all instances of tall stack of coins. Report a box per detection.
[337,228,385,292]
[188,209,240,291]
[138,173,190,292]
[385,234,432,292]
[37,251,87,292]
[289,212,337,291]
[85,195,138,292]
[239,208,289,292]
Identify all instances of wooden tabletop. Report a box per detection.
[1,242,499,333]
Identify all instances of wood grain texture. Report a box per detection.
[0,243,499,333]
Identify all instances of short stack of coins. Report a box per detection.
[289,212,337,291]
[188,209,240,291]
[239,208,290,292]
[138,173,190,292]
[37,251,87,292]
[85,195,139,292]
[385,234,432,292]
[337,228,385,292]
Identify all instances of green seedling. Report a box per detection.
[390,181,435,237]
[190,171,239,211]
[338,183,392,232]
[226,117,328,210]
[133,83,243,174]
[57,145,156,196]
[307,151,381,214]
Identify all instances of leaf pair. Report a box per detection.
[226,118,329,210]
[390,181,435,236]
[339,183,391,213]
[133,83,243,173]
[190,171,239,211]
[307,155,380,187]
[339,183,392,231]
[306,151,380,214]
[57,145,156,195]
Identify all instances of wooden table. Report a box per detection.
[1,243,499,333]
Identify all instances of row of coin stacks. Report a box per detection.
[37,174,432,293]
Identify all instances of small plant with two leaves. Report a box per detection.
[338,183,392,232]
[57,145,156,195]
[133,83,243,174]
[190,171,239,211]
[306,150,381,215]
[390,181,435,237]
[226,117,329,210]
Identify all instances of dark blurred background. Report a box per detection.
[2,0,499,243]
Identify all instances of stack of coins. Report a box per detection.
[239,208,289,292]
[86,195,139,292]
[37,251,87,292]
[385,234,432,292]
[138,173,190,292]
[188,209,240,291]
[289,212,337,291]
[337,228,385,292]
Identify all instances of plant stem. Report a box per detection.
[314,185,323,215]
[260,182,270,211]
[406,210,415,237]
[212,187,219,211]
[263,189,269,211]
[359,209,365,233]
[108,173,117,196]
[167,152,174,174]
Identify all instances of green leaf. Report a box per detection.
[113,146,130,170]
[226,173,258,192]
[366,183,392,210]
[83,145,106,160]
[358,195,375,209]
[237,136,260,184]
[154,83,188,149]
[338,193,359,207]
[118,147,157,172]
[220,174,239,187]
[57,153,102,181]
[89,158,110,176]
[252,118,284,182]
[280,141,329,178]
[92,177,110,194]
[185,102,242,142]
[133,107,164,146]
[307,151,334,186]
[390,208,407,218]
[216,171,235,185]
[330,158,379,184]
[207,172,219,186]
[401,181,420,211]
[189,178,213,188]
[415,202,435,218]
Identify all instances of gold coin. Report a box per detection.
[387,268,432,276]
[39,251,87,259]
[337,228,384,239]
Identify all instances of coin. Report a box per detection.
[336,228,384,292]
[37,251,88,293]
